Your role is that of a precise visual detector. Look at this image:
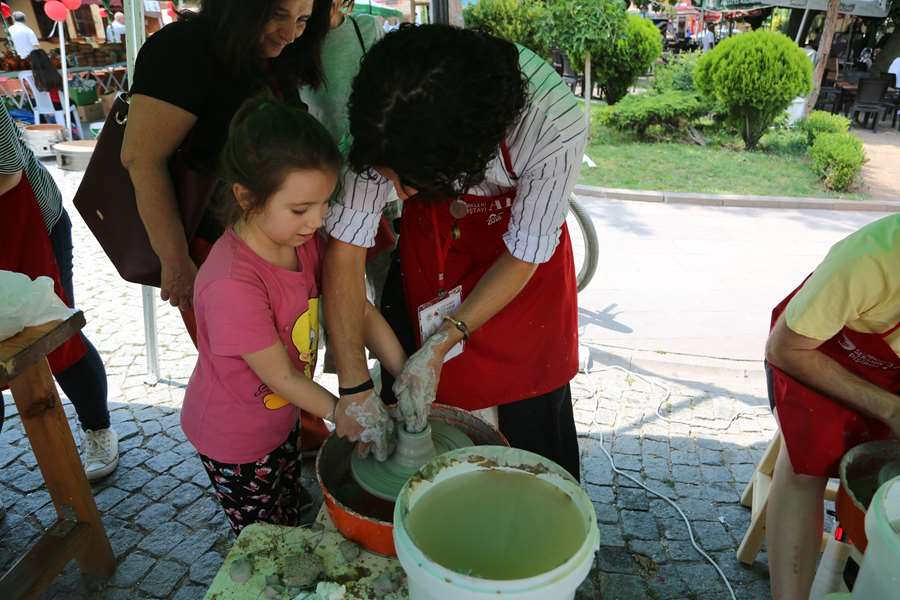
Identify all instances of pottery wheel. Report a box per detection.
[351,421,472,502]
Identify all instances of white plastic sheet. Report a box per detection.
[0,270,77,342]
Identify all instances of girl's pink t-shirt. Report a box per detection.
[181,229,322,464]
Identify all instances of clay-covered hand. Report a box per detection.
[341,392,396,462]
[393,331,448,433]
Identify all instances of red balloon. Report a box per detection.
[44,1,69,22]
[0,3,11,19]
[61,0,82,9]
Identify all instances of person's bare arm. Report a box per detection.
[766,313,900,437]
[430,250,538,357]
[0,170,22,196]
[121,94,198,308]
[363,300,407,378]
[322,238,373,437]
[242,343,336,420]
[392,250,538,432]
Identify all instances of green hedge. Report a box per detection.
[652,51,703,93]
[592,14,663,104]
[809,132,865,192]
[801,110,851,146]
[463,0,549,58]
[603,90,709,139]
[758,129,809,156]
[694,31,812,150]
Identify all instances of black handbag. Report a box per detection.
[73,93,216,287]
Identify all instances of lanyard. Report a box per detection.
[430,201,454,298]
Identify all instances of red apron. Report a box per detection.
[770,283,899,477]
[398,143,579,411]
[0,177,86,374]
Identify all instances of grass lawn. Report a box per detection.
[577,110,864,199]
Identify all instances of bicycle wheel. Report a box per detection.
[566,195,599,292]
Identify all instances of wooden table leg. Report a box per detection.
[7,358,115,582]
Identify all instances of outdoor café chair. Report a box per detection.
[847,77,890,133]
[19,71,84,140]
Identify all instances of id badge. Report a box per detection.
[417,285,464,362]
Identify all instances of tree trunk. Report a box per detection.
[584,52,592,140]
[805,0,841,117]
[872,28,900,73]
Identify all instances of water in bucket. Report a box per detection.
[406,469,586,580]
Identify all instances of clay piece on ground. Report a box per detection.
[291,582,347,600]
[371,570,397,596]
[338,540,361,562]
[228,558,252,584]
[283,553,323,588]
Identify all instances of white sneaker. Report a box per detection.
[82,428,119,481]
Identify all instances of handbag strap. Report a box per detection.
[349,16,366,54]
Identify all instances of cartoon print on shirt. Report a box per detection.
[260,298,320,410]
[292,297,319,378]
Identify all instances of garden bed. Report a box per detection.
[577,118,865,200]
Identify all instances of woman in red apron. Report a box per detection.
[764,216,900,600]
[323,25,586,479]
[1,106,118,483]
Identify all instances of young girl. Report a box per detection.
[181,96,404,534]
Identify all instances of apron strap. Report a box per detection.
[499,142,517,180]
[880,321,900,338]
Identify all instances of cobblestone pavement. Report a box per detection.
[1,165,779,599]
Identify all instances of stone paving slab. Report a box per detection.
[0,165,780,599]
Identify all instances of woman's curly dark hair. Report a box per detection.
[347,24,528,197]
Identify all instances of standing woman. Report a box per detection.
[324,26,586,478]
[122,0,330,328]
[0,108,118,484]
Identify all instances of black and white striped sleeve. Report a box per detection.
[0,109,26,175]
[324,166,391,248]
[503,46,587,264]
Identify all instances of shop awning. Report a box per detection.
[353,1,404,18]
[703,0,889,17]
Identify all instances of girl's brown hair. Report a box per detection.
[218,94,342,225]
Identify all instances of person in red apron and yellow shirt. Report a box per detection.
[322,25,587,479]
[764,213,900,600]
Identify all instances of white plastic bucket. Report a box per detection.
[23,124,65,158]
[393,446,599,600]
[853,476,900,599]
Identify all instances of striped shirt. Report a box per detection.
[325,44,587,264]
[0,108,63,232]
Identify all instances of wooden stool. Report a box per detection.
[736,430,839,565]
[0,313,116,599]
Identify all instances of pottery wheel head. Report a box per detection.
[351,420,473,502]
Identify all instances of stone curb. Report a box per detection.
[583,343,767,386]
[574,184,900,212]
